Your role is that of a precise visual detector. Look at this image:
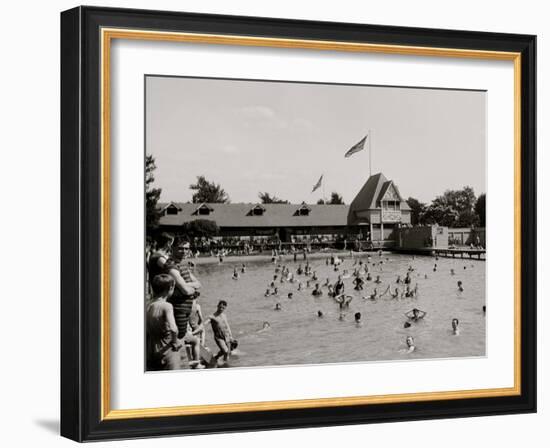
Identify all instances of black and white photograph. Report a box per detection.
[144,75,487,371]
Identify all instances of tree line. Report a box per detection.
[406,187,485,228]
[146,154,485,231]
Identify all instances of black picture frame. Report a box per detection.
[61,5,536,442]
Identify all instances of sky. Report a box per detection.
[146,75,486,205]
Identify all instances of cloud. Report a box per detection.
[238,105,276,119]
[220,144,239,154]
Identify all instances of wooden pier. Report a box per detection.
[433,248,485,260]
[395,247,485,260]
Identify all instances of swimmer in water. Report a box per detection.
[287,292,293,300]
[306,280,311,289]
[232,268,239,280]
[273,287,279,296]
[363,287,381,301]
[366,272,372,281]
[327,284,335,297]
[390,287,400,299]
[405,336,416,353]
[452,318,460,335]
[457,280,464,292]
[433,263,437,272]
[396,275,402,284]
[264,289,271,297]
[296,264,303,275]
[257,322,271,333]
[405,308,427,322]
[317,310,324,318]
[354,312,362,326]
[334,275,345,296]
[324,277,331,287]
[450,268,455,276]
[353,276,364,290]
[374,275,382,284]
[297,282,303,291]
[241,264,246,273]
[274,303,282,311]
[312,283,323,296]
[334,294,353,309]
[312,271,318,281]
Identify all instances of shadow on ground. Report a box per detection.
[34,419,59,435]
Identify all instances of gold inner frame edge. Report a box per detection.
[100,27,522,421]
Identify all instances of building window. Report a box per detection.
[166,206,179,215]
[299,208,309,216]
[198,205,211,215]
[253,207,264,216]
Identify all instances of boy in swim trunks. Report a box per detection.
[208,300,234,366]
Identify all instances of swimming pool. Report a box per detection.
[193,252,486,368]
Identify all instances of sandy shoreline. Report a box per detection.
[186,250,394,265]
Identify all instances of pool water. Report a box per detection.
[194,253,486,368]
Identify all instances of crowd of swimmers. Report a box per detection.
[146,234,485,369]
[251,249,484,354]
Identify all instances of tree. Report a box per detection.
[425,186,478,227]
[145,154,162,231]
[456,210,480,228]
[432,186,476,216]
[406,197,426,225]
[328,192,344,204]
[181,219,219,239]
[189,175,229,203]
[475,193,486,227]
[316,192,344,205]
[420,204,459,227]
[258,192,289,204]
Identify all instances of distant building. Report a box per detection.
[347,172,411,241]
[157,172,410,244]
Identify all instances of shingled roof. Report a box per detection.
[158,202,350,228]
[349,173,411,213]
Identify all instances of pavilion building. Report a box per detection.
[157,172,411,245]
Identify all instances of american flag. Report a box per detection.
[344,134,368,158]
[311,174,323,193]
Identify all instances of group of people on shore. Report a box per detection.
[146,233,237,370]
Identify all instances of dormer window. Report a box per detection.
[295,203,311,216]
[166,204,179,215]
[193,203,214,216]
[248,204,266,216]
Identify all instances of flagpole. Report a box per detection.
[322,174,326,203]
[369,129,372,177]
